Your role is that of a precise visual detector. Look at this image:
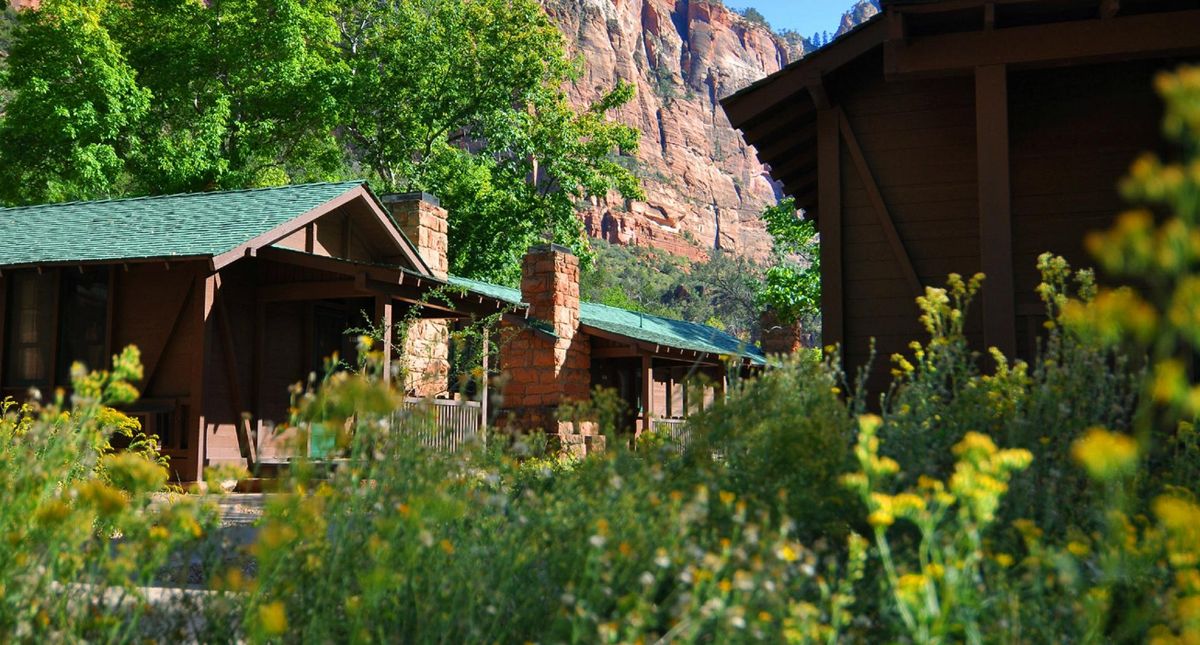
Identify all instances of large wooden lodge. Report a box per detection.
[0,183,764,481]
[722,0,1200,388]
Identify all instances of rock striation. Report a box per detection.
[542,0,804,262]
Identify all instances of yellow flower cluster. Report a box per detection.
[1071,427,1140,481]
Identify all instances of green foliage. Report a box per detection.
[580,239,764,339]
[0,0,149,204]
[108,0,349,193]
[733,7,769,28]
[755,197,820,327]
[0,345,219,639]
[684,353,858,541]
[0,0,642,282]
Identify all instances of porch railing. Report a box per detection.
[395,398,483,452]
[652,417,690,450]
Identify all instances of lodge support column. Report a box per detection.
[375,295,393,384]
[641,354,653,436]
[480,327,489,433]
[818,108,843,349]
[976,64,1017,359]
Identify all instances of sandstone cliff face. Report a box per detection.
[837,0,880,37]
[542,0,803,262]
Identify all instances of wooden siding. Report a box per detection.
[829,51,983,391]
[1009,59,1168,356]
[110,261,208,481]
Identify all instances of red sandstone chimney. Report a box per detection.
[381,192,450,396]
[760,309,805,355]
[501,244,592,410]
[382,192,448,280]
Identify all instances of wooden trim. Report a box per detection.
[184,273,215,482]
[886,9,1200,78]
[591,345,643,359]
[480,328,489,432]
[257,280,363,303]
[215,293,255,469]
[253,302,264,420]
[0,274,5,391]
[818,109,844,348]
[722,20,887,127]
[142,280,197,392]
[376,295,393,384]
[641,354,653,436]
[211,186,428,275]
[104,267,116,364]
[47,269,61,390]
[976,64,1017,358]
[838,108,923,298]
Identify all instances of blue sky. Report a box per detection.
[731,1,850,36]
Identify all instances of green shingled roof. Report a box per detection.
[0,181,366,266]
[449,276,765,364]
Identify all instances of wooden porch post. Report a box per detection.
[976,64,1018,359]
[641,353,653,436]
[375,295,393,385]
[818,108,844,348]
[480,327,489,433]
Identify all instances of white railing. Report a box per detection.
[395,398,483,452]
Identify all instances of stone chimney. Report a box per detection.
[382,192,448,279]
[381,192,450,396]
[760,309,805,355]
[499,244,594,448]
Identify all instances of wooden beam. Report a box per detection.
[591,345,642,359]
[641,354,653,436]
[818,109,844,349]
[257,280,363,303]
[142,280,197,392]
[752,121,817,160]
[480,327,489,433]
[216,294,256,470]
[887,9,1200,78]
[721,20,887,127]
[47,269,61,390]
[376,295,393,384]
[0,274,6,391]
[838,108,923,298]
[976,64,1017,358]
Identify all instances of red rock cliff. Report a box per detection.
[541,0,804,262]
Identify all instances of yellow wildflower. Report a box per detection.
[1071,427,1139,481]
[259,601,288,635]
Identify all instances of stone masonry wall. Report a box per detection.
[383,193,450,397]
[499,245,597,451]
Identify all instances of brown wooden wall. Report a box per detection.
[828,51,984,392]
[1009,59,1168,355]
[822,52,1189,395]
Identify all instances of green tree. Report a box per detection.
[0,0,149,204]
[334,0,641,283]
[756,197,820,326]
[107,0,349,193]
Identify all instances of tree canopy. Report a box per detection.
[755,198,820,327]
[0,0,641,283]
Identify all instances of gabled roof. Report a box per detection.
[449,276,765,365]
[0,181,430,274]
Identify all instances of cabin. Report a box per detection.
[721,0,1200,389]
[0,182,763,481]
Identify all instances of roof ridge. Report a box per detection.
[0,180,367,213]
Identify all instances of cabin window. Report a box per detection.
[4,267,110,390]
[6,271,57,387]
[56,268,110,386]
